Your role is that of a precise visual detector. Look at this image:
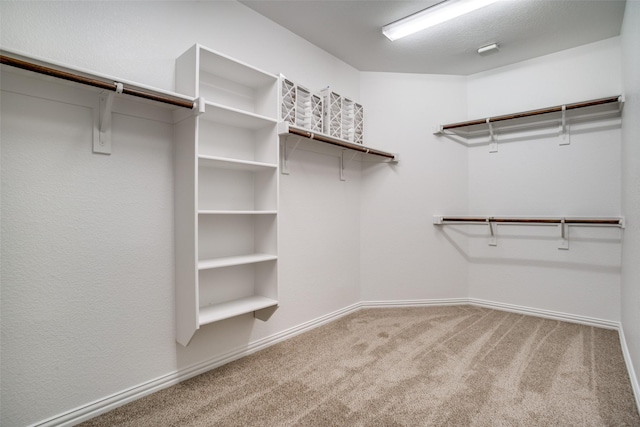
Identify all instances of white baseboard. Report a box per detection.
[31,302,362,427]
[618,325,640,416]
[362,297,620,329]
[32,298,637,426]
[467,298,621,330]
[361,298,468,308]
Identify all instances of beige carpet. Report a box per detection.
[81,306,640,426]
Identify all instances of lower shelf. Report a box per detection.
[199,296,278,325]
[198,253,278,270]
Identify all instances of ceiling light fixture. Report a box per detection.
[477,43,499,54]
[382,0,500,41]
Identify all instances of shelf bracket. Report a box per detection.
[487,119,498,153]
[559,105,570,146]
[488,218,497,246]
[339,150,358,181]
[93,82,123,155]
[281,136,301,175]
[558,218,569,250]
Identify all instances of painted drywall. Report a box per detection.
[0,1,358,98]
[621,0,640,400]
[1,1,635,426]
[465,38,623,321]
[1,76,177,426]
[467,37,622,118]
[359,72,469,302]
[0,2,363,426]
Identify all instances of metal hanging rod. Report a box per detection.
[285,124,397,160]
[1,53,195,109]
[441,95,622,131]
[434,216,624,227]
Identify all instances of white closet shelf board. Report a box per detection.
[199,296,278,325]
[201,102,277,129]
[278,122,397,161]
[198,45,277,89]
[198,155,277,171]
[1,48,195,110]
[436,95,623,138]
[198,210,278,215]
[198,253,278,271]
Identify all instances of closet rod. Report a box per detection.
[437,217,623,226]
[442,96,621,130]
[287,126,396,160]
[0,55,195,109]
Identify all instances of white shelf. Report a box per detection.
[198,155,277,171]
[1,48,195,112]
[199,296,278,326]
[435,95,623,138]
[198,210,277,215]
[201,102,277,129]
[278,122,397,161]
[198,46,277,91]
[198,253,277,271]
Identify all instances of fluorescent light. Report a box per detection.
[382,0,500,41]
[477,43,499,54]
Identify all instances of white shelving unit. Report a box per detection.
[174,44,279,346]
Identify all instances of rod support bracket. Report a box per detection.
[340,150,347,181]
[488,218,497,246]
[281,136,301,175]
[92,82,124,155]
[559,105,570,146]
[92,89,114,155]
[487,119,498,153]
[558,218,569,250]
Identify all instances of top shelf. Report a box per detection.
[278,122,397,161]
[176,44,278,119]
[198,45,276,90]
[1,48,195,110]
[435,95,623,137]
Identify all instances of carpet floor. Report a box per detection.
[81,306,640,426]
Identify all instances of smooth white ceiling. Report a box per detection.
[239,0,626,75]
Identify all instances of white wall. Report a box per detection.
[1,75,177,426]
[0,2,363,426]
[0,1,358,97]
[621,0,640,401]
[465,38,623,321]
[1,1,636,425]
[359,72,469,302]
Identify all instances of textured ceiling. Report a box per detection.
[239,0,626,75]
